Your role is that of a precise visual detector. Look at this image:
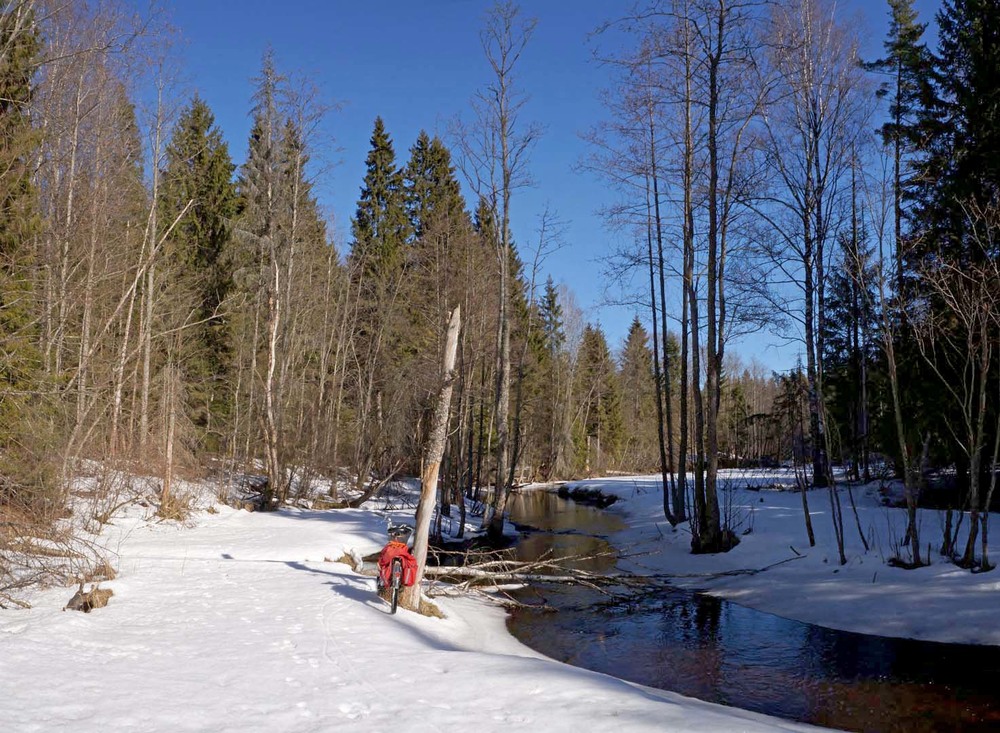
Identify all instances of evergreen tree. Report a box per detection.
[773,365,811,466]
[539,277,564,354]
[0,3,40,391]
[404,131,465,241]
[905,0,1000,503]
[534,277,566,477]
[572,324,623,474]
[159,96,238,451]
[351,117,410,281]
[232,50,291,504]
[618,318,658,471]
[822,230,879,478]
[344,118,415,482]
[239,53,282,247]
[865,0,933,298]
[401,130,471,339]
[912,0,1000,266]
[0,4,52,503]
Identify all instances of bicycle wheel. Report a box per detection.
[389,557,403,614]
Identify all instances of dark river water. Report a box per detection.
[505,490,1000,732]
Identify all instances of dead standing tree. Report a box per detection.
[403,305,461,612]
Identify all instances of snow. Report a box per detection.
[4,468,991,732]
[567,470,1000,646]
[1,486,827,733]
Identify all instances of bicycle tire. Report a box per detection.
[390,557,403,614]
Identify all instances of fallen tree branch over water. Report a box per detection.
[640,553,806,581]
[415,548,807,609]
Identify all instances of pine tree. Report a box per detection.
[160,96,238,452]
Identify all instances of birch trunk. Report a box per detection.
[403,306,461,612]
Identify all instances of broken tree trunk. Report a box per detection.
[402,305,461,612]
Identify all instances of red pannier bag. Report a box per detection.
[378,541,418,587]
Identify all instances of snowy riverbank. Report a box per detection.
[565,470,1000,646]
[2,486,827,733]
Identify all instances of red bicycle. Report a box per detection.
[376,524,417,614]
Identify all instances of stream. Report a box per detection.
[504,490,1000,732]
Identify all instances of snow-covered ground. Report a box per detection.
[2,481,828,733]
[568,470,1000,646]
[4,468,993,732]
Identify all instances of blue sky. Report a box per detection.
[155,0,943,373]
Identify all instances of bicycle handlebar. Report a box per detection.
[387,524,413,540]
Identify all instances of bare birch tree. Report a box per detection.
[454,1,539,541]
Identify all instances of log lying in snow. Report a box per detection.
[63,584,113,613]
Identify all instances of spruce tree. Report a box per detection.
[904,0,1000,560]
[618,318,658,471]
[160,96,238,452]
[404,132,465,241]
[866,0,933,297]
[535,277,566,477]
[401,130,471,339]
[351,117,410,281]
[0,4,39,387]
[539,277,564,353]
[822,206,884,477]
[0,4,50,503]
[233,50,289,504]
[913,0,1000,265]
[345,118,413,484]
[573,324,623,474]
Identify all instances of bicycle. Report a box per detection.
[376,524,416,614]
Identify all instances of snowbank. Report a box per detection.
[567,470,1000,646]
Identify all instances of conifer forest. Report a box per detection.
[2,0,1000,601]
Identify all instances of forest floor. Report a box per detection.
[2,467,991,732]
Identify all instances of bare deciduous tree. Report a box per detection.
[454,1,540,541]
[913,198,1000,569]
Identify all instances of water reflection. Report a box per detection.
[506,490,1000,733]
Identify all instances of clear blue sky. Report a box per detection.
[153,0,943,374]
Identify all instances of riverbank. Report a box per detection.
[1,484,828,733]
[560,470,1000,646]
